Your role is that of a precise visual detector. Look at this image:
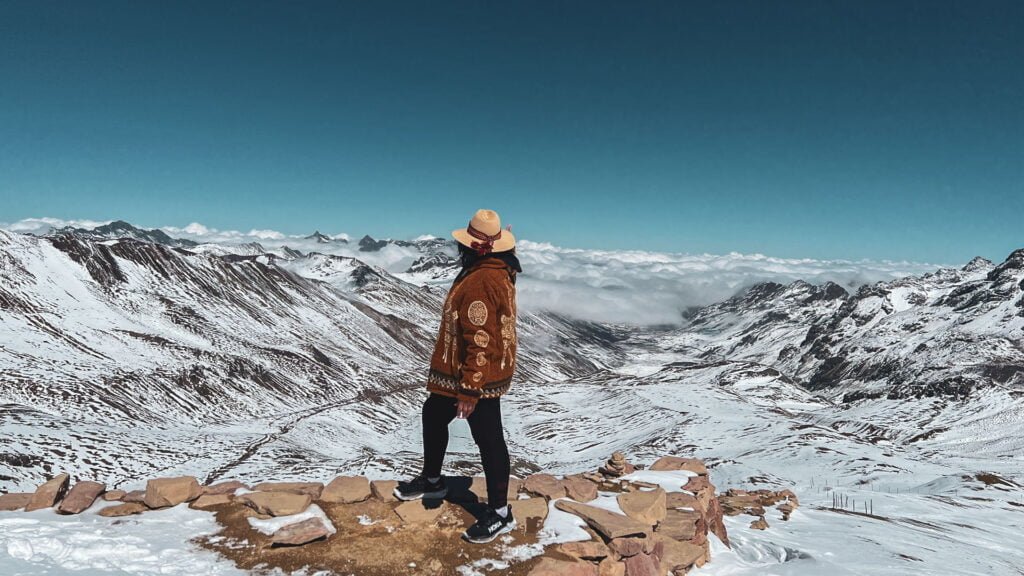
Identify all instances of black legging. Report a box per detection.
[421,392,510,510]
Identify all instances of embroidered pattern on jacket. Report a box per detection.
[427,370,512,399]
[441,300,453,363]
[468,300,488,326]
[473,330,490,347]
[451,312,460,372]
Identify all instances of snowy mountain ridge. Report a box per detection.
[1,222,1023,575]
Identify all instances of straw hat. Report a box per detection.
[452,209,516,254]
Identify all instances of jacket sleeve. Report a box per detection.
[455,273,504,405]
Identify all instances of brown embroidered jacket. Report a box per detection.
[426,259,517,405]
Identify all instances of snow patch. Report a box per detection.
[619,469,697,492]
[246,505,335,537]
[0,504,243,575]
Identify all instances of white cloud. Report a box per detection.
[246,228,287,240]
[0,217,113,235]
[507,240,940,324]
[182,222,210,235]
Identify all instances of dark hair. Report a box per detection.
[457,242,482,268]
[456,242,522,282]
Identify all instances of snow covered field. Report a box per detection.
[3,355,1021,575]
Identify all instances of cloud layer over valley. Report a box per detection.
[2,217,944,324]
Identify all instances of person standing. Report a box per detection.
[395,209,522,544]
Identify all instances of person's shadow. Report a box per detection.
[421,475,491,523]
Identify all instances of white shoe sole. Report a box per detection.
[393,487,448,501]
[463,518,517,544]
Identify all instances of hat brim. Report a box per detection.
[452,228,516,252]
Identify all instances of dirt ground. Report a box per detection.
[194,495,566,576]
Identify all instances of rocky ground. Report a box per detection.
[0,453,799,576]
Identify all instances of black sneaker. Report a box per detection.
[393,475,448,501]
[462,506,516,544]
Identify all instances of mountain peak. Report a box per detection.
[358,235,389,252]
[94,220,138,234]
[985,248,1024,282]
[54,219,197,249]
[305,231,333,243]
[962,256,994,272]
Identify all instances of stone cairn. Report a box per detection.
[598,451,634,478]
[0,454,795,576]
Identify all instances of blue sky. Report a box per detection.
[1,1,1021,263]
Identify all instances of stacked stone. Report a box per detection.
[531,454,727,576]
[598,451,635,479]
[717,487,799,529]
[650,456,728,572]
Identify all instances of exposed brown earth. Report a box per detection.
[194,497,552,576]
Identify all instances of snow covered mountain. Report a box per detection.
[0,226,620,486]
[1,221,1022,574]
[675,252,1024,401]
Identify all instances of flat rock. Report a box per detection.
[665,491,703,512]
[510,497,548,529]
[527,557,598,576]
[252,481,324,499]
[609,536,653,557]
[321,476,370,503]
[682,476,710,493]
[622,552,660,576]
[394,499,445,524]
[719,493,760,509]
[617,488,667,526]
[25,473,70,511]
[655,508,700,541]
[524,474,566,499]
[451,476,522,503]
[238,491,312,517]
[694,541,710,567]
[555,500,649,540]
[190,494,233,509]
[653,533,705,572]
[564,475,599,502]
[556,539,611,560]
[102,490,126,502]
[598,557,626,576]
[649,457,707,475]
[750,516,769,530]
[271,517,332,546]
[370,480,398,502]
[122,490,146,503]
[203,480,247,496]
[145,476,202,509]
[58,481,106,514]
[0,493,32,511]
[99,502,149,517]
